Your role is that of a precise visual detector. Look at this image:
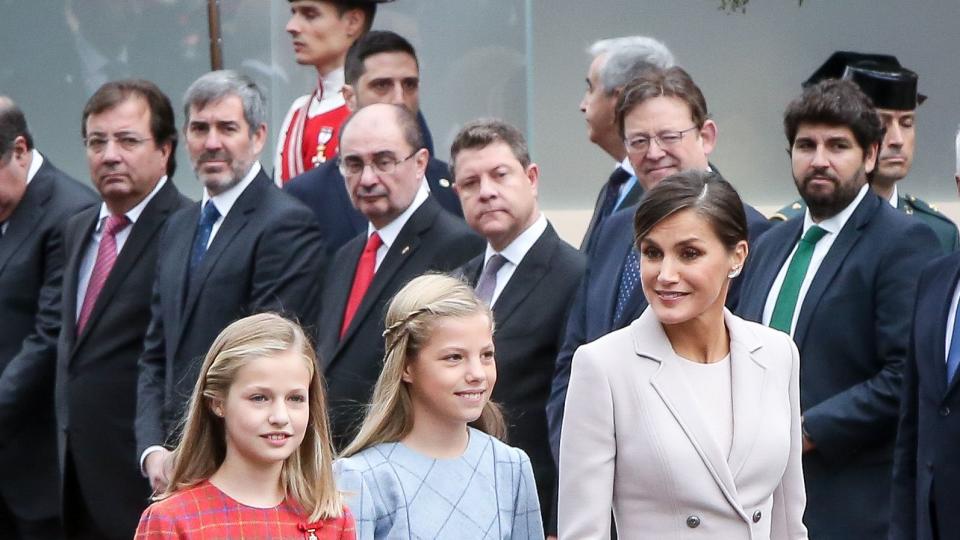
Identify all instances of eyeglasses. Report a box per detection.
[338,150,417,178]
[84,133,154,153]
[624,126,699,154]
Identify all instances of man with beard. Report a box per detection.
[772,52,957,252]
[736,79,941,540]
[136,71,325,492]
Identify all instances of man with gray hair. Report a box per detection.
[579,36,673,252]
[136,70,326,491]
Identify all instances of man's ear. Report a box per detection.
[342,84,357,112]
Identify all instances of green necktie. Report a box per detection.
[769,225,827,333]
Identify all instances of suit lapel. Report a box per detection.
[181,173,269,345]
[793,195,876,348]
[618,181,643,210]
[0,170,52,275]
[336,198,440,353]
[74,181,183,354]
[637,310,748,520]
[744,221,801,321]
[724,312,767,479]
[938,259,960,397]
[62,209,99,353]
[319,238,365,371]
[491,225,556,327]
[601,223,636,327]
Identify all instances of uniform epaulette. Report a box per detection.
[770,200,805,222]
[902,193,953,223]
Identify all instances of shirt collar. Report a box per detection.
[201,161,261,218]
[619,156,636,177]
[484,213,547,266]
[888,184,899,208]
[368,179,430,249]
[25,149,43,186]
[318,68,345,99]
[96,175,168,231]
[802,183,869,236]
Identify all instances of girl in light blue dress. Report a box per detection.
[335,274,543,539]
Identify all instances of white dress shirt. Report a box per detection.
[762,184,870,335]
[480,213,548,306]
[199,161,262,248]
[367,179,430,271]
[945,276,960,364]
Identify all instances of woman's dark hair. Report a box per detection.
[633,169,747,251]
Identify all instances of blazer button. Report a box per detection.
[753,510,762,523]
[686,515,701,528]
[940,406,951,417]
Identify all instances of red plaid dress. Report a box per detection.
[135,480,356,539]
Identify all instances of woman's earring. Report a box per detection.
[728,265,742,279]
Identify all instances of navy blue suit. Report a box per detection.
[891,252,960,540]
[546,200,770,462]
[285,157,462,256]
[736,192,940,540]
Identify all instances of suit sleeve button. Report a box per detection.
[940,406,951,416]
[686,515,701,528]
[753,510,762,523]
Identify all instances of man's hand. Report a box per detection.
[145,447,173,492]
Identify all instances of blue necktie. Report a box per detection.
[614,248,640,325]
[190,201,221,272]
[946,302,960,384]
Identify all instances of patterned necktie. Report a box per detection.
[189,200,221,273]
[77,214,130,333]
[946,303,960,385]
[475,254,508,306]
[341,232,383,338]
[769,225,827,334]
[614,247,640,325]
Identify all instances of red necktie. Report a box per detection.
[77,214,130,333]
[340,232,383,338]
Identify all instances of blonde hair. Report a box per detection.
[157,313,342,521]
[341,274,506,457]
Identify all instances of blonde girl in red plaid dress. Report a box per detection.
[135,313,355,539]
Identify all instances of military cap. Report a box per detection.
[843,62,926,110]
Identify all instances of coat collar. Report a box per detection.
[634,308,764,522]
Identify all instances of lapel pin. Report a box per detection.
[439,178,451,188]
[401,245,410,255]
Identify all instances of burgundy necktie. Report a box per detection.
[77,214,130,333]
[340,232,383,338]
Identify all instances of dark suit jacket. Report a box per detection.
[55,179,190,537]
[285,157,463,256]
[136,170,326,455]
[0,158,96,521]
[460,223,585,528]
[579,172,643,253]
[319,196,482,448]
[547,201,770,462]
[891,252,960,540]
[736,192,940,540]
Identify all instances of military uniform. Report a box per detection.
[771,193,958,253]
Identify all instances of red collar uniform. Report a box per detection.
[276,68,350,185]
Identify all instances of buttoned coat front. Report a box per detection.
[559,309,807,540]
